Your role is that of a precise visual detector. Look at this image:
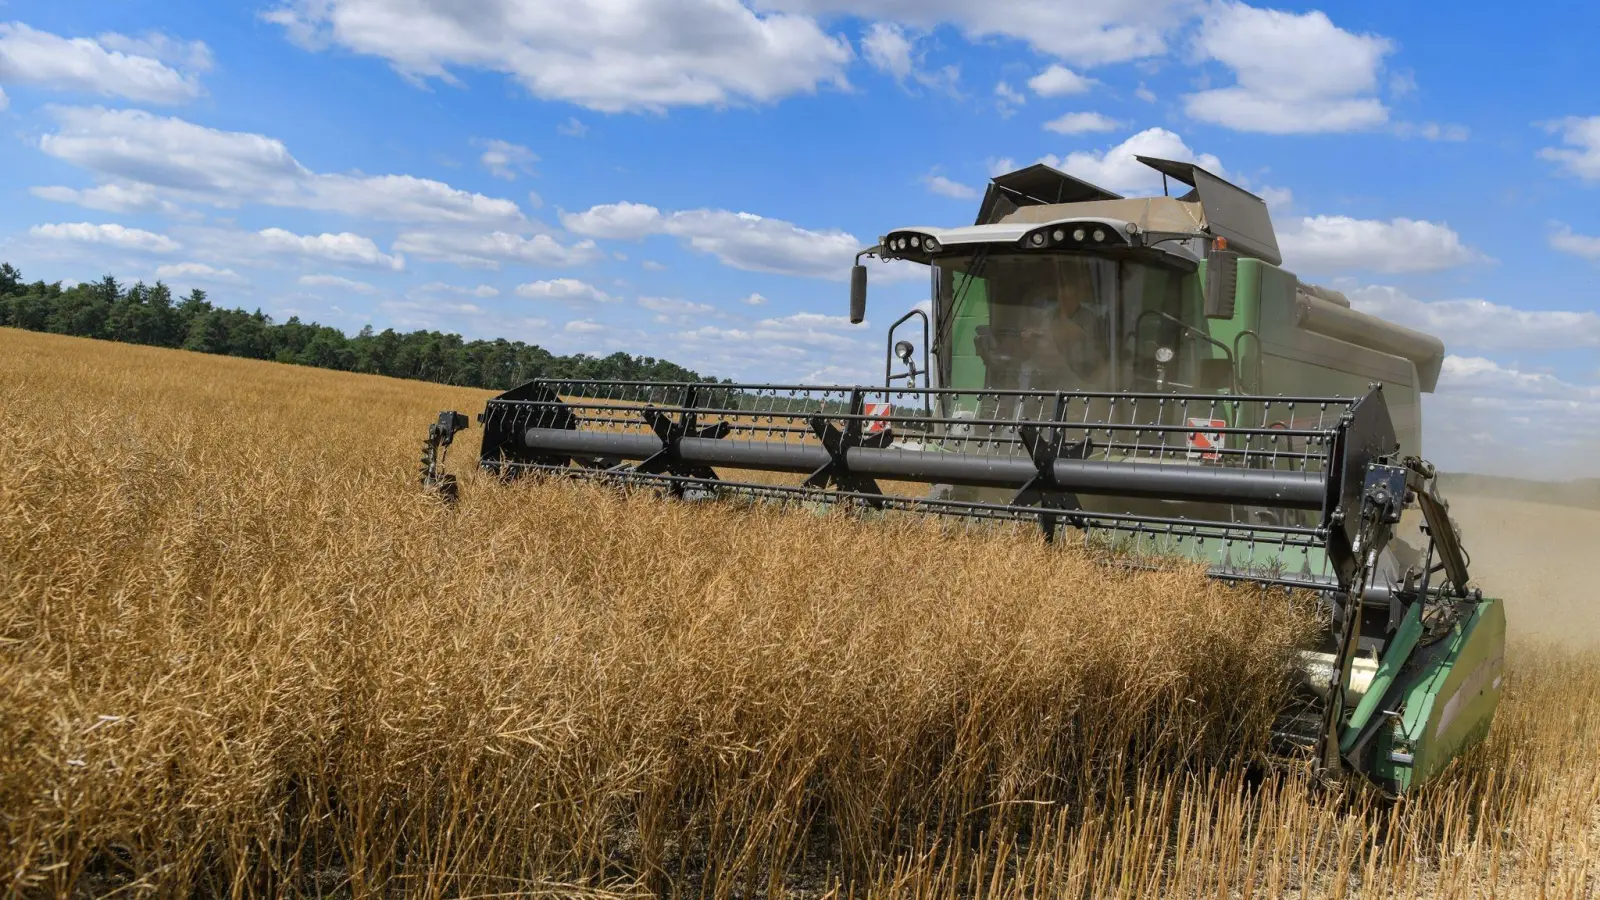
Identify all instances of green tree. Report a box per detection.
[0,263,21,296]
[183,310,232,354]
[0,260,724,389]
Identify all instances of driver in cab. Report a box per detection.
[998,259,1109,391]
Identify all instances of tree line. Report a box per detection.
[0,263,723,388]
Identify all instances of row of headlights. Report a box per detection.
[1032,226,1102,246]
[885,233,940,254]
[885,221,1135,257]
[1023,220,1138,249]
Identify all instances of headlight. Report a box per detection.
[1093,229,1105,242]
[1072,228,1086,242]
[1029,232,1046,247]
[909,235,921,248]
[923,237,940,252]
[1052,229,1065,242]
[1155,346,1175,364]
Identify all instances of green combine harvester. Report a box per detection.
[422,157,1503,794]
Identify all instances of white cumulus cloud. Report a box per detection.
[0,22,207,105]
[394,231,602,269]
[1428,356,1600,478]
[1539,116,1600,183]
[1028,64,1094,97]
[925,174,978,199]
[559,201,665,240]
[1039,127,1223,196]
[95,31,214,72]
[565,319,605,334]
[1278,216,1479,274]
[415,281,500,298]
[771,0,1191,68]
[38,107,528,226]
[264,0,853,113]
[155,262,240,283]
[563,202,870,280]
[862,22,914,80]
[639,296,714,315]
[30,221,179,253]
[259,228,404,270]
[994,81,1026,111]
[1549,223,1600,260]
[1347,286,1600,352]
[31,182,188,216]
[663,208,863,279]
[1043,111,1122,134]
[1184,4,1392,134]
[515,278,614,303]
[298,273,383,294]
[477,139,538,180]
[858,22,957,92]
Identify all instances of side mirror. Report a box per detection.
[1204,249,1239,319]
[849,264,868,324]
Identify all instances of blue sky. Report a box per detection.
[1,0,1597,477]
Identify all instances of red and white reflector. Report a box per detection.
[864,402,893,434]
[1186,417,1226,461]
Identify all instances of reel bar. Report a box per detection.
[514,377,1356,406]
[498,398,1339,440]
[520,427,1328,509]
[497,456,1326,541]
[527,410,1331,465]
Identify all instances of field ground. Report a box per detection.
[2,328,1598,898]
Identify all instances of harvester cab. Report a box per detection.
[421,157,1504,795]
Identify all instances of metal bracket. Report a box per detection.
[1402,457,1470,597]
[1319,458,1409,773]
[421,410,470,501]
[1010,423,1093,541]
[635,404,731,494]
[476,380,577,480]
[803,391,886,506]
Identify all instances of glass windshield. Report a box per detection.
[935,252,1189,394]
[936,253,1117,392]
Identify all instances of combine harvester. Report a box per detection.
[421,157,1503,794]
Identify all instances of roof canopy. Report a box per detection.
[1134,155,1281,265]
[975,156,1283,267]
[974,163,1122,226]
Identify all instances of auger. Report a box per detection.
[421,157,1503,793]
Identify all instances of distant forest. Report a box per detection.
[0,263,722,388]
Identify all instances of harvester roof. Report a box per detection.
[886,156,1282,268]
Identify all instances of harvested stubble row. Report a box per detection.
[2,328,1598,899]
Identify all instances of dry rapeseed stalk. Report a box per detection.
[1,328,1596,898]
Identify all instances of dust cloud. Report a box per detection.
[1449,491,1600,649]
